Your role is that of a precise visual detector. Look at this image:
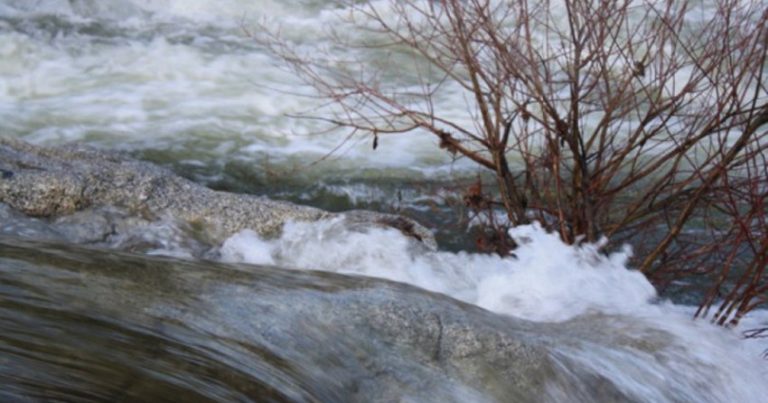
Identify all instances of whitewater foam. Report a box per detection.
[0,0,481,177]
[219,218,657,321]
[218,218,768,401]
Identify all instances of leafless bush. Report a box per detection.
[258,0,768,323]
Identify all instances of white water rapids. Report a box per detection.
[216,218,768,402]
[1,1,768,401]
[0,0,466,176]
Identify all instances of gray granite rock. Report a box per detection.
[0,237,635,402]
[0,137,435,247]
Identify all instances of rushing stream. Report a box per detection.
[1,1,768,402]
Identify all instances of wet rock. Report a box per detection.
[0,238,634,402]
[341,209,438,250]
[0,203,62,240]
[52,209,115,244]
[0,137,434,247]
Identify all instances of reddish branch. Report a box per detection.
[259,0,768,326]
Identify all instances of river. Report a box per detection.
[1,1,767,402]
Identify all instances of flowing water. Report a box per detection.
[1,1,768,401]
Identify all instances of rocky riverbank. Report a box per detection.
[0,137,435,250]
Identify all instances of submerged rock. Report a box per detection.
[0,237,636,402]
[0,137,435,248]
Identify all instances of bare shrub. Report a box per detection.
[257,0,768,324]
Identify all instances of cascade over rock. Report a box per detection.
[1,237,636,402]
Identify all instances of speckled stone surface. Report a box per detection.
[0,137,435,247]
